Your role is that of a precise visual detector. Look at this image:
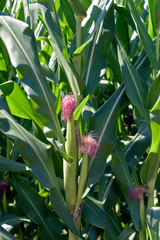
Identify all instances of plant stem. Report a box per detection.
[147,185,154,210]
[139,199,146,240]
[74,153,88,231]
[63,118,77,216]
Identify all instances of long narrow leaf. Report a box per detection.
[0,12,64,151]
[84,84,128,196]
[125,121,151,171]
[0,97,78,236]
[14,175,65,240]
[0,157,28,172]
[112,140,141,231]
[117,34,149,122]
[0,97,58,190]
[127,0,159,69]
[38,0,69,59]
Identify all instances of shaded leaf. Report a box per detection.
[111,140,141,231]
[0,157,28,172]
[147,73,160,110]
[14,175,64,240]
[84,84,128,196]
[117,34,149,122]
[125,121,151,171]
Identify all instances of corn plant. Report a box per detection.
[0,0,159,239]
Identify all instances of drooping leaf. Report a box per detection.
[14,175,65,240]
[0,97,59,189]
[0,98,78,237]
[0,12,64,151]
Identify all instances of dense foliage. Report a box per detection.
[0,0,159,239]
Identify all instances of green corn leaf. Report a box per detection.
[14,175,65,240]
[155,0,160,32]
[125,121,151,171]
[0,12,64,151]
[148,0,156,38]
[67,0,86,18]
[117,34,149,123]
[127,0,159,70]
[38,0,69,60]
[60,0,76,33]
[111,140,141,231]
[0,81,43,130]
[117,225,136,240]
[0,214,30,226]
[0,97,77,236]
[83,196,122,238]
[0,0,7,11]
[70,0,113,54]
[147,73,160,110]
[84,84,128,196]
[0,97,59,190]
[0,157,28,172]
[84,30,113,93]
[50,41,86,101]
[73,94,89,120]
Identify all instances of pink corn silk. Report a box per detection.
[61,95,76,121]
[79,134,99,157]
[128,185,150,201]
